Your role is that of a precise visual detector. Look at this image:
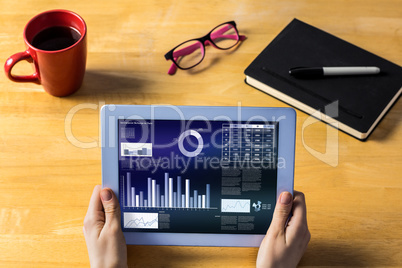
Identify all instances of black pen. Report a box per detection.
[289,66,380,78]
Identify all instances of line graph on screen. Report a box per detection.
[221,199,251,213]
[124,212,158,229]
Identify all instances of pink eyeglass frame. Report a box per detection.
[164,21,246,75]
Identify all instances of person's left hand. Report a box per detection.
[83,185,127,268]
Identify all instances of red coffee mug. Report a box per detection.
[4,10,87,97]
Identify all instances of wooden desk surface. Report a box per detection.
[0,0,401,267]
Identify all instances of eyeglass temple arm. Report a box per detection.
[168,60,179,75]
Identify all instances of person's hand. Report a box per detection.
[256,191,310,268]
[83,185,127,268]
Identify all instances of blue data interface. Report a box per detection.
[118,119,279,234]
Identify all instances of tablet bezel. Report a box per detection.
[101,105,296,247]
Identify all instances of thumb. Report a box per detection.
[100,188,121,228]
[270,191,293,234]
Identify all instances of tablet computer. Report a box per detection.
[101,105,296,247]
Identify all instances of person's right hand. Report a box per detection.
[256,190,310,268]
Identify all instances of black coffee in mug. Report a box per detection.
[32,26,81,51]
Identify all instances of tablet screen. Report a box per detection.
[118,119,279,235]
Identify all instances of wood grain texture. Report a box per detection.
[0,0,401,267]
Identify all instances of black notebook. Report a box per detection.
[245,18,402,140]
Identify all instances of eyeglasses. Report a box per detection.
[164,21,246,75]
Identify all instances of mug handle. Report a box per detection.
[4,50,40,83]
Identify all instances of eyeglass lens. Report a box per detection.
[210,23,239,49]
[173,40,204,69]
[172,23,239,69]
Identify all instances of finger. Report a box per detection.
[100,188,122,229]
[286,191,310,245]
[269,191,293,235]
[83,185,104,238]
[86,185,103,217]
[288,191,308,226]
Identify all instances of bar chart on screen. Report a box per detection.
[123,172,217,210]
[121,142,152,157]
